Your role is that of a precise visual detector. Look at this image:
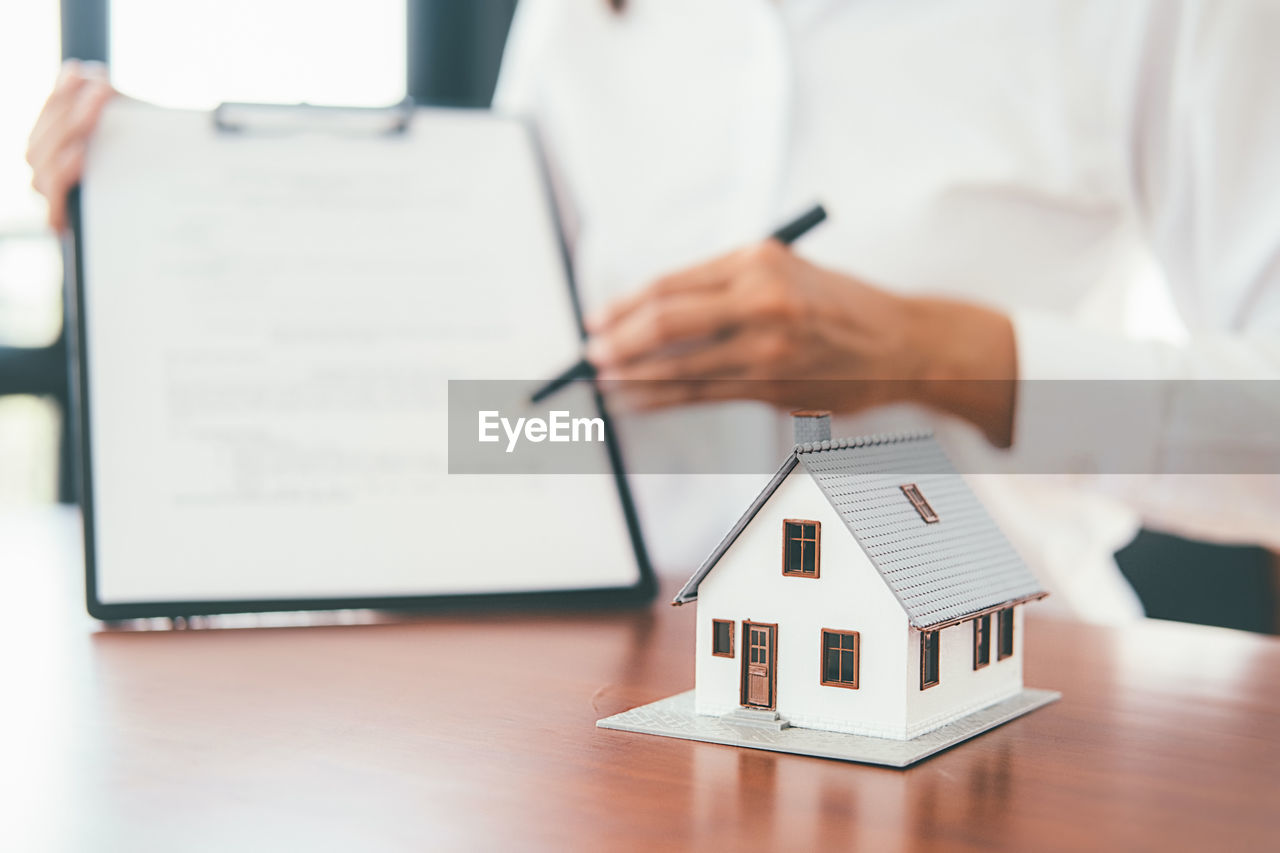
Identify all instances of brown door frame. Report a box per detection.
[740,621,778,710]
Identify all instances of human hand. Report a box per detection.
[585,240,1017,446]
[26,60,116,232]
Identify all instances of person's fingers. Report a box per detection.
[63,77,114,148]
[28,69,112,173]
[596,330,752,381]
[29,133,76,206]
[585,247,744,334]
[586,287,751,369]
[597,378,723,414]
[26,67,94,166]
[599,311,813,384]
[28,77,113,230]
[607,376,864,415]
[76,59,110,81]
[37,140,88,231]
[604,377,786,413]
[596,380,688,414]
[27,88,85,169]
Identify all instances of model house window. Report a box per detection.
[712,619,734,657]
[998,607,1015,660]
[900,483,939,523]
[921,630,940,689]
[821,630,860,689]
[973,614,991,669]
[782,520,820,577]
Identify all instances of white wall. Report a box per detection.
[904,606,1024,737]
[694,468,911,739]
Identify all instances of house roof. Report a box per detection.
[672,432,1047,630]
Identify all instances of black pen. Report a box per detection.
[529,203,828,404]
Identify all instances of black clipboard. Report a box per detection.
[65,100,655,621]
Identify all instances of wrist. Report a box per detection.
[900,297,1017,447]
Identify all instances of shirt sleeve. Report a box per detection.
[490,0,550,117]
[1009,0,1280,546]
[490,0,582,254]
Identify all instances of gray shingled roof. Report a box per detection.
[673,432,1046,629]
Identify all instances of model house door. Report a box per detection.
[741,621,777,709]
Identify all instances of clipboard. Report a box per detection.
[66,99,654,620]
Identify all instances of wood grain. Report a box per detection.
[3,508,1278,851]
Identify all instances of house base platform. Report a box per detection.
[596,688,1060,768]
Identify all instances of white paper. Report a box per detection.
[80,101,640,604]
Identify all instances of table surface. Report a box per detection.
[4,507,1279,852]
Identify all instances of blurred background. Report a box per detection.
[1,0,1275,633]
[0,0,514,506]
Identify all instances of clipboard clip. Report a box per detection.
[213,97,415,137]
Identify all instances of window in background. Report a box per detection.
[0,235,62,505]
[0,2,61,231]
[0,1,409,505]
[0,238,62,347]
[0,396,60,505]
[110,0,406,109]
[0,1,63,505]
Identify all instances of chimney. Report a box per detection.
[792,410,832,445]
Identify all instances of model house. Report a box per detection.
[673,412,1047,741]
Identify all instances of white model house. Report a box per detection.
[673,412,1047,741]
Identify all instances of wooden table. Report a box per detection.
[4,508,1278,851]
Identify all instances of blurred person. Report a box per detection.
[29,1,1280,621]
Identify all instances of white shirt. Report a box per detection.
[493,0,1280,621]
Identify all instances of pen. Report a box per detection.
[529,202,828,404]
